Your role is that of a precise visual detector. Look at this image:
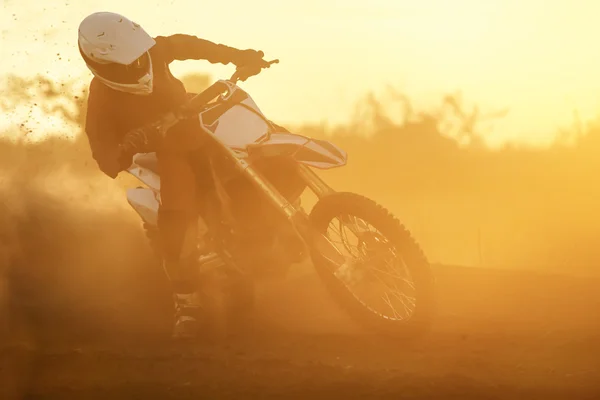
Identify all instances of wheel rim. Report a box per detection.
[323,214,418,321]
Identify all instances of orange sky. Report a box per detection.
[2,0,600,147]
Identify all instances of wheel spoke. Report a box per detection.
[323,213,418,321]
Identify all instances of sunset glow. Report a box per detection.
[2,0,600,147]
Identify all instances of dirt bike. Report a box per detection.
[125,59,435,337]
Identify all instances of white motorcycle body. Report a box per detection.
[122,78,433,336]
[125,82,347,229]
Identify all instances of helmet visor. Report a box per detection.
[89,52,151,84]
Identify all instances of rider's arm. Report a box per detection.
[85,129,128,179]
[84,87,132,179]
[156,34,262,66]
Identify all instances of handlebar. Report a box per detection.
[125,56,279,150]
[178,58,279,118]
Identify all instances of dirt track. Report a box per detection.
[0,183,597,399]
[2,72,600,398]
[3,261,600,400]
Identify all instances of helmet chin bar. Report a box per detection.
[88,57,154,95]
[136,73,153,92]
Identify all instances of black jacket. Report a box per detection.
[84,34,245,178]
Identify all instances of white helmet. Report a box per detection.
[78,12,156,95]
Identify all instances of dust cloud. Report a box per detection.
[0,75,351,350]
[2,72,600,342]
[0,137,173,344]
[1,73,600,399]
[312,93,600,274]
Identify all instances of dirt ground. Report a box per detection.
[0,184,596,399]
[2,260,599,400]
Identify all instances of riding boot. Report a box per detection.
[157,209,203,339]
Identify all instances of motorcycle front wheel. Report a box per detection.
[309,192,435,338]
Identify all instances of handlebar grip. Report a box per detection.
[237,66,262,82]
[230,59,279,83]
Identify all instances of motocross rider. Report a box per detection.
[77,11,270,339]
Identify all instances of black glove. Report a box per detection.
[231,49,269,68]
[175,102,198,120]
[119,123,162,155]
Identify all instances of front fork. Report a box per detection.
[156,111,342,265]
[156,110,332,223]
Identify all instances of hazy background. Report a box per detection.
[3,0,600,146]
[1,0,600,273]
[3,5,600,397]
